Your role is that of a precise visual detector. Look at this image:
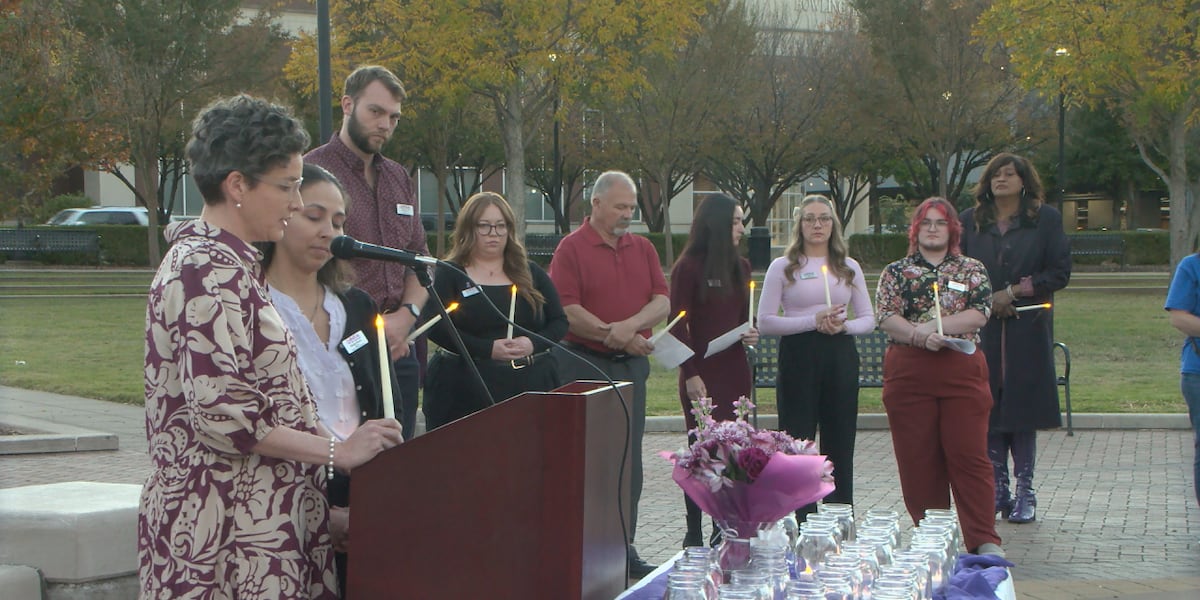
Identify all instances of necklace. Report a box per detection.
[303,288,324,322]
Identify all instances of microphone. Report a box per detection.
[330,235,438,267]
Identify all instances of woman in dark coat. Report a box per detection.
[960,153,1071,524]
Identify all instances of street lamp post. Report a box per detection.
[1055,47,1069,208]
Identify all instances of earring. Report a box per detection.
[235,202,242,209]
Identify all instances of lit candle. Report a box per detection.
[375,314,395,420]
[408,302,459,339]
[650,310,687,344]
[932,282,944,336]
[1015,303,1053,313]
[506,284,517,339]
[821,264,832,308]
[748,280,756,325]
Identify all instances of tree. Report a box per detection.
[0,1,117,223]
[368,0,707,240]
[67,0,291,264]
[702,6,852,231]
[850,0,1028,201]
[598,0,757,265]
[977,0,1200,267]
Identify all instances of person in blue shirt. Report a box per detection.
[1165,246,1200,508]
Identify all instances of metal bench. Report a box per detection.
[1068,234,1126,269]
[524,233,563,265]
[0,229,101,265]
[749,331,1073,433]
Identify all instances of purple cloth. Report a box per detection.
[934,553,1014,600]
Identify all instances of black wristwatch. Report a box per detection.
[402,303,421,319]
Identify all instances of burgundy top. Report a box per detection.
[548,217,668,353]
[305,135,429,311]
[140,220,336,598]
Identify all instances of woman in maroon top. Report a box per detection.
[668,193,760,547]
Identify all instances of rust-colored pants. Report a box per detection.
[881,344,1001,551]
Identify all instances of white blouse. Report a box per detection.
[270,285,360,440]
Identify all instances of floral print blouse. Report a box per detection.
[874,252,993,344]
[139,220,337,599]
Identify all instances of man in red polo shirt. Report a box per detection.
[549,170,669,578]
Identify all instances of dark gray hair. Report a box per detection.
[186,94,310,204]
[591,171,637,200]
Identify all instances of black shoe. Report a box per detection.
[628,557,656,578]
[682,529,704,548]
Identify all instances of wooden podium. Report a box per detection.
[348,380,632,599]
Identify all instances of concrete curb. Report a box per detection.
[644,412,1192,433]
[0,415,119,455]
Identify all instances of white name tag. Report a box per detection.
[947,280,967,293]
[461,286,481,297]
[395,204,414,216]
[340,330,369,354]
[800,271,818,280]
[706,279,723,288]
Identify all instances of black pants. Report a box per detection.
[776,331,859,515]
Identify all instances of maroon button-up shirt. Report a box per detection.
[305,135,429,311]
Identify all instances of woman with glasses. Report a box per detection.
[758,194,874,519]
[419,192,569,429]
[139,96,403,599]
[960,153,1071,524]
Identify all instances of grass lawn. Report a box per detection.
[0,269,1186,415]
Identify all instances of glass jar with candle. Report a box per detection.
[795,522,839,577]
[816,568,855,600]
[666,570,708,600]
[818,503,856,542]
[785,579,825,600]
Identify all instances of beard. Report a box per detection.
[347,106,387,155]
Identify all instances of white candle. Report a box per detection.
[375,314,395,420]
[748,280,756,325]
[650,310,687,344]
[932,282,944,336]
[821,264,832,308]
[506,284,517,339]
[1015,303,1053,312]
[408,302,459,339]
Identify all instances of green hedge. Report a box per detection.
[848,230,1171,268]
[848,233,909,268]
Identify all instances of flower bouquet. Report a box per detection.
[662,397,835,573]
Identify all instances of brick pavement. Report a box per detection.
[2,386,1199,598]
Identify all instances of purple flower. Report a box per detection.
[737,446,770,481]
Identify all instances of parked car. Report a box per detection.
[421,212,456,232]
[67,207,150,226]
[45,208,92,225]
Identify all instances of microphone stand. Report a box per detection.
[413,264,496,407]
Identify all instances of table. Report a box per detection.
[615,552,1016,600]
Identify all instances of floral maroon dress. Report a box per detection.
[139,220,337,599]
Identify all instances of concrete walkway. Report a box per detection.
[2,385,1198,598]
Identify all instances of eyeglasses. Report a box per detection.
[801,215,834,226]
[476,222,508,236]
[247,174,303,196]
[920,219,950,230]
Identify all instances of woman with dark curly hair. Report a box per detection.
[139,95,403,599]
[960,152,1071,524]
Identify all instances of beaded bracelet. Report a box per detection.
[327,436,336,480]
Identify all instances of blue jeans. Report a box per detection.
[1184,373,1200,507]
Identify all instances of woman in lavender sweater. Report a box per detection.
[757,195,874,518]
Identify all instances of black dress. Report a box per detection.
[420,260,569,429]
[960,204,1072,431]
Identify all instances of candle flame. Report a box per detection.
[677,310,686,318]
[447,302,459,312]
[933,282,939,292]
[375,314,384,328]
[511,284,517,293]
[1042,303,1052,309]
[821,265,828,274]
[750,280,756,291]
